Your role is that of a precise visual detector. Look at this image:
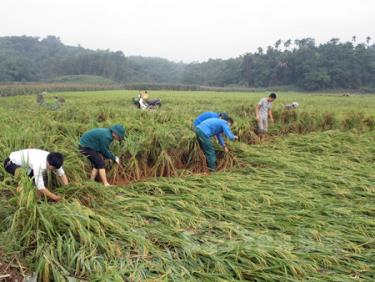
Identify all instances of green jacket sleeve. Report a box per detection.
[99,138,116,161]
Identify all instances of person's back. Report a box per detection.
[10,149,50,172]
[80,128,112,151]
[194,112,220,126]
[197,118,235,140]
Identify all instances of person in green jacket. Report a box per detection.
[79,124,125,186]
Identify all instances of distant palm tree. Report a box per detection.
[366,36,371,46]
[284,39,292,50]
[274,39,282,50]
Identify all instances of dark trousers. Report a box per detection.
[79,146,105,169]
[3,158,20,176]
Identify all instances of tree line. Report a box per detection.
[0,35,374,91]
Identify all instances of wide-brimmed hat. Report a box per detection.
[110,124,126,140]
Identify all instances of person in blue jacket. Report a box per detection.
[195,117,238,171]
[193,112,229,129]
[79,124,125,186]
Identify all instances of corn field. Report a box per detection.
[0,90,374,281]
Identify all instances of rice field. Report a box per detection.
[0,90,374,281]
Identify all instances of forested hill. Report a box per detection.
[0,35,374,91]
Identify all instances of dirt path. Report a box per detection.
[0,251,24,282]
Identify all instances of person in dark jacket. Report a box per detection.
[79,124,125,186]
[196,117,238,171]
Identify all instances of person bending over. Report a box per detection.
[193,112,229,130]
[79,124,125,186]
[3,149,68,202]
[195,117,238,171]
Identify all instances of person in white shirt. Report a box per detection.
[139,91,149,110]
[3,149,69,202]
[256,93,277,142]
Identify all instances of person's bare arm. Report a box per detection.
[38,188,61,202]
[60,174,69,185]
[269,109,274,123]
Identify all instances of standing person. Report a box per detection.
[3,149,68,202]
[193,112,229,129]
[79,124,125,186]
[256,93,277,142]
[196,117,238,172]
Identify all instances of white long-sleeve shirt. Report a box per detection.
[9,149,65,190]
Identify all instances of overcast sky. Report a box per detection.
[0,0,374,62]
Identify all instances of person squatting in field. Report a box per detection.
[256,93,277,142]
[3,149,68,202]
[285,102,299,110]
[137,90,162,110]
[79,124,125,186]
[193,111,230,130]
[195,117,238,171]
[138,91,149,110]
